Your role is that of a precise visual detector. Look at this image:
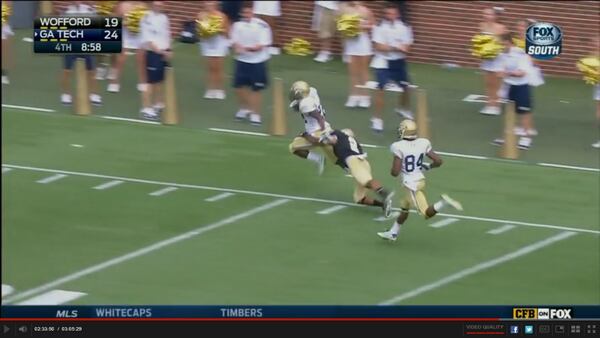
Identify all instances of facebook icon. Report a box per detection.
[510,326,519,334]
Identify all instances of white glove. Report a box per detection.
[422,162,432,171]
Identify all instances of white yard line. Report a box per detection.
[16,290,87,305]
[208,128,269,137]
[436,152,488,160]
[1,104,56,113]
[101,116,161,125]
[487,224,516,235]
[36,173,67,184]
[537,162,600,172]
[3,163,599,235]
[317,205,347,215]
[149,186,178,196]
[2,199,290,304]
[205,192,235,202]
[379,231,577,305]
[429,218,460,228]
[93,180,124,190]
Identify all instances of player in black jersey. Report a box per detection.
[320,129,395,217]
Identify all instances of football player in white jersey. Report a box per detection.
[288,81,336,175]
[378,120,463,241]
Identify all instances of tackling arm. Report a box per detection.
[308,111,326,131]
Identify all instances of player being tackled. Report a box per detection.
[319,128,395,217]
[378,120,463,241]
[288,80,336,175]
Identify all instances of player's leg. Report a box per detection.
[60,56,74,105]
[358,56,371,108]
[85,56,102,106]
[371,69,387,132]
[108,50,127,92]
[136,48,148,91]
[233,60,251,120]
[378,189,411,241]
[345,56,360,107]
[348,157,386,206]
[1,32,12,84]
[248,62,268,125]
[289,137,324,173]
[215,56,225,98]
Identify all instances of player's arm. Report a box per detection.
[301,131,321,144]
[424,150,443,170]
[391,156,402,177]
[308,110,326,131]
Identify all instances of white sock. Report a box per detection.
[433,200,446,212]
[390,221,401,235]
[307,151,323,164]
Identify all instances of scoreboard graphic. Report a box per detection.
[34,16,122,54]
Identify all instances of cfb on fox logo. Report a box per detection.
[525,22,562,60]
[512,307,573,319]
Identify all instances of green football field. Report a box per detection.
[1,29,599,305]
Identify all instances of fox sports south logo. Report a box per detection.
[526,22,562,60]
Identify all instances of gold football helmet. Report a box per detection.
[398,120,418,139]
[289,81,310,102]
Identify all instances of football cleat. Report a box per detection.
[441,194,463,211]
[383,191,395,218]
[377,230,397,242]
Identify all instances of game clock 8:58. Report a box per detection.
[81,42,101,52]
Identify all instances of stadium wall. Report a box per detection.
[52,1,600,77]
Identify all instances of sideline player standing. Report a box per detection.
[139,1,171,120]
[370,3,413,132]
[60,1,102,106]
[230,2,272,125]
[319,128,395,216]
[288,80,335,175]
[378,120,463,241]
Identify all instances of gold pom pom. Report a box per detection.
[95,1,117,16]
[471,34,503,59]
[124,5,148,34]
[577,57,600,85]
[197,14,224,38]
[512,37,525,50]
[2,3,12,25]
[337,14,360,38]
[284,38,312,56]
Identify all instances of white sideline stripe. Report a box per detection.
[2,102,597,172]
[2,199,290,304]
[429,218,460,228]
[208,128,269,137]
[2,163,599,235]
[2,104,56,113]
[374,212,400,222]
[149,186,178,196]
[36,174,67,184]
[436,152,488,160]
[538,162,600,173]
[93,180,124,190]
[205,192,235,202]
[16,290,87,305]
[2,284,15,297]
[2,168,12,173]
[101,116,161,125]
[379,231,577,305]
[207,127,600,172]
[317,205,347,215]
[487,224,516,235]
